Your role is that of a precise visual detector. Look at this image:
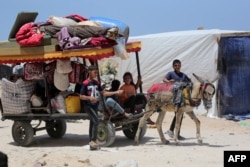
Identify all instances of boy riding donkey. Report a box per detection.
[163,59,193,140]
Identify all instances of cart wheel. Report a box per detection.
[97,120,115,147]
[123,122,147,140]
[12,121,34,147]
[45,120,66,138]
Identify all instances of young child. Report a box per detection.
[105,79,132,118]
[80,65,128,150]
[119,72,140,112]
[163,59,191,140]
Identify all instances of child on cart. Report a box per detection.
[104,79,133,119]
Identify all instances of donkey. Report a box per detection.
[135,73,217,145]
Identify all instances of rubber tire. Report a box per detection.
[123,122,147,140]
[12,121,34,147]
[97,121,116,147]
[45,120,67,138]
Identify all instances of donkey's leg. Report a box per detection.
[134,110,153,144]
[174,111,183,145]
[156,110,169,144]
[186,111,202,144]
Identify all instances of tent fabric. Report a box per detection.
[116,29,247,118]
[218,36,250,121]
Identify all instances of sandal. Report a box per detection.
[89,141,100,150]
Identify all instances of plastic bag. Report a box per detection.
[50,94,66,114]
[113,41,129,60]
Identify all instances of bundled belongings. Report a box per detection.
[89,16,130,59]
[1,78,35,114]
[53,59,72,91]
[69,61,86,84]
[15,22,44,46]
[24,62,44,80]
[0,12,131,59]
[15,15,121,49]
[0,65,12,79]
[50,94,66,114]
[89,16,129,42]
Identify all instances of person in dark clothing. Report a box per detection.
[163,59,191,140]
[0,151,8,167]
[105,79,132,118]
[107,79,121,102]
[79,65,127,150]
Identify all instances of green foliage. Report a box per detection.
[104,62,117,75]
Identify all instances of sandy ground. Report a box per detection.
[0,112,250,167]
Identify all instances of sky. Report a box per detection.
[0,0,250,40]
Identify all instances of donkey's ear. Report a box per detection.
[193,73,204,83]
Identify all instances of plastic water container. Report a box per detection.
[89,16,129,43]
[65,94,81,113]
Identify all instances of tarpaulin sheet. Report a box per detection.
[118,29,222,116]
[218,36,250,120]
[117,29,249,118]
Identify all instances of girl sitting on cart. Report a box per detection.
[119,72,147,114]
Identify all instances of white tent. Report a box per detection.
[115,29,246,118]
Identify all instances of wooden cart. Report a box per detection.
[0,41,147,147]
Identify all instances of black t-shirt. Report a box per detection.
[80,79,103,108]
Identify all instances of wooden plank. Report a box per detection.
[0,37,58,55]
[0,44,58,55]
[0,41,19,47]
[0,41,141,63]
[221,32,250,37]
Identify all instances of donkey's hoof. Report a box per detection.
[175,141,181,146]
[197,139,203,144]
[163,140,170,145]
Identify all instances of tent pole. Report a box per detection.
[135,51,142,93]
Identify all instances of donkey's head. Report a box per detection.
[193,73,217,110]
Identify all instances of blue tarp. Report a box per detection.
[218,36,250,120]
